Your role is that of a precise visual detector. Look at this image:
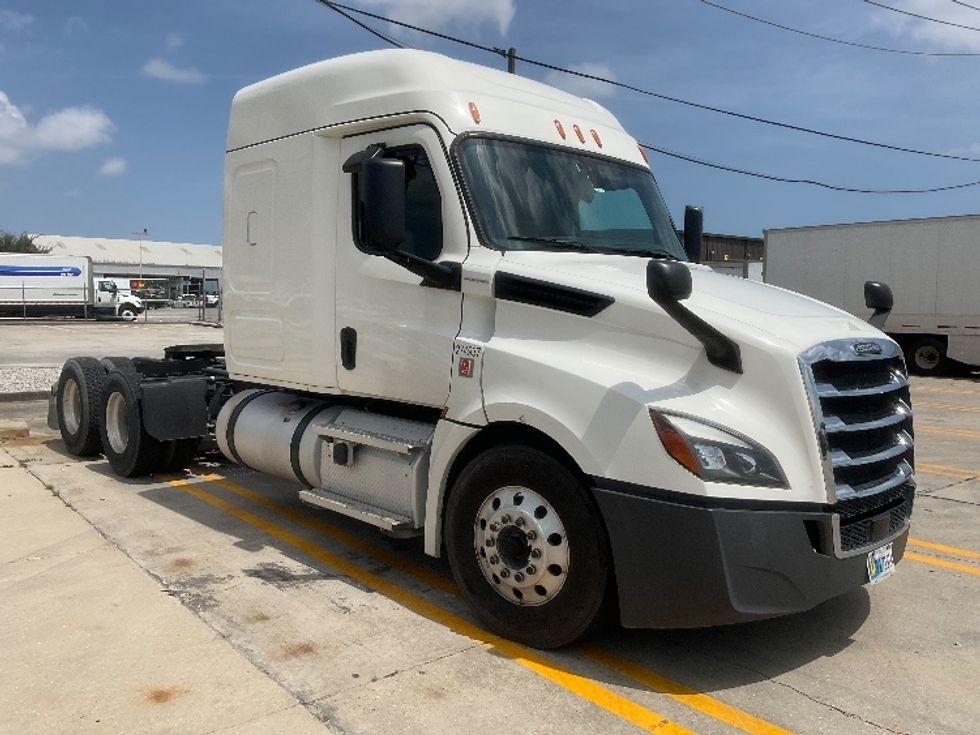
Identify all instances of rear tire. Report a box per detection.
[444,444,610,649]
[99,370,163,477]
[160,438,201,472]
[101,356,137,377]
[56,357,105,457]
[908,338,945,375]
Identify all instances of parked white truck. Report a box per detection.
[765,214,980,374]
[1,254,143,320]
[50,50,915,648]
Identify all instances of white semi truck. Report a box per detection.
[0,254,143,320]
[50,50,915,648]
[765,215,980,374]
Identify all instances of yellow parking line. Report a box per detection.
[915,462,978,479]
[905,551,980,578]
[912,385,980,396]
[581,646,792,735]
[193,473,793,735]
[917,424,980,441]
[914,401,980,414]
[908,538,980,561]
[168,477,694,735]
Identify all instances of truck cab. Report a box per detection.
[55,50,914,648]
[95,279,143,320]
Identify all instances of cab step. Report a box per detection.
[298,488,420,538]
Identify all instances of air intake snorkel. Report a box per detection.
[646,205,742,374]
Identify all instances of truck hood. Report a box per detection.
[497,251,880,353]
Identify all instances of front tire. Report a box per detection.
[118,306,138,321]
[99,370,163,477]
[445,445,610,649]
[56,357,105,456]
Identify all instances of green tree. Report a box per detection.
[0,231,51,253]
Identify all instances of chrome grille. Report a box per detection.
[800,339,915,554]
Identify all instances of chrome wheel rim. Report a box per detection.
[105,391,129,454]
[62,379,82,435]
[474,486,569,606]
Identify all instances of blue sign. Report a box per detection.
[0,265,82,277]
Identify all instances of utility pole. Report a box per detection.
[507,47,516,74]
[132,228,148,279]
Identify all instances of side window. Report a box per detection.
[353,144,443,261]
[98,281,114,293]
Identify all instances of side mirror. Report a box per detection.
[864,280,893,329]
[359,157,405,253]
[683,205,703,264]
[647,259,693,302]
[864,281,893,311]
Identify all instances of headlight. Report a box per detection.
[649,409,788,488]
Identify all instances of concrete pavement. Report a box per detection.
[0,449,329,735]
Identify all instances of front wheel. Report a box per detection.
[444,445,610,649]
[118,305,138,321]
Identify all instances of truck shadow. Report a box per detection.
[590,589,870,691]
[134,463,873,698]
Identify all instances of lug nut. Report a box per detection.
[526,531,537,541]
[514,572,525,583]
[515,517,526,528]
[489,555,499,565]
[525,565,536,575]
[500,568,510,578]
[486,537,495,548]
[501,514,512,524]
[489,523,499,532]
[530,548,542,558]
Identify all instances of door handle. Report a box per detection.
[340,327,357,370]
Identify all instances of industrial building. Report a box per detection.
[33,235,222,305]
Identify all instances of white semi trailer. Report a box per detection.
[0,254,143,320]
[50,50,915,648]
[765,215,980,374]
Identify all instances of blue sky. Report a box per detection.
[1,0,979,244]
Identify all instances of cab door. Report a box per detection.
[335,125,466,407]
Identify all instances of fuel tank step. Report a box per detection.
[298,488,419,537]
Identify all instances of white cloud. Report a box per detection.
[64,16,89,36]
[99,157,127,176]
[544,62,618,100]
[0,91,115,165]
[142,58,207,85]
[34,106,114,151]
[868,0,980,53]
[358,0,516,35]
[165,32,183,50]
[0,9,33,32]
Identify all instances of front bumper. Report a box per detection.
[593,481,912,628]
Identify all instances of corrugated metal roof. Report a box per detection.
[34,235,222,268]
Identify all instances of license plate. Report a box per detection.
[867,543,894,585]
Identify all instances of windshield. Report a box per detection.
[457,137,685,259]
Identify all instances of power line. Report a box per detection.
[320,1,980,193]
[865,0,980,32]
[641,143,980,193]
[318,1,980,163]
[951,0,980,12]
[319,0,405,48]
[701,0,980,56]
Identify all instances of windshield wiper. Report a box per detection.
[592,246,679,260]
[505,236,602,253]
